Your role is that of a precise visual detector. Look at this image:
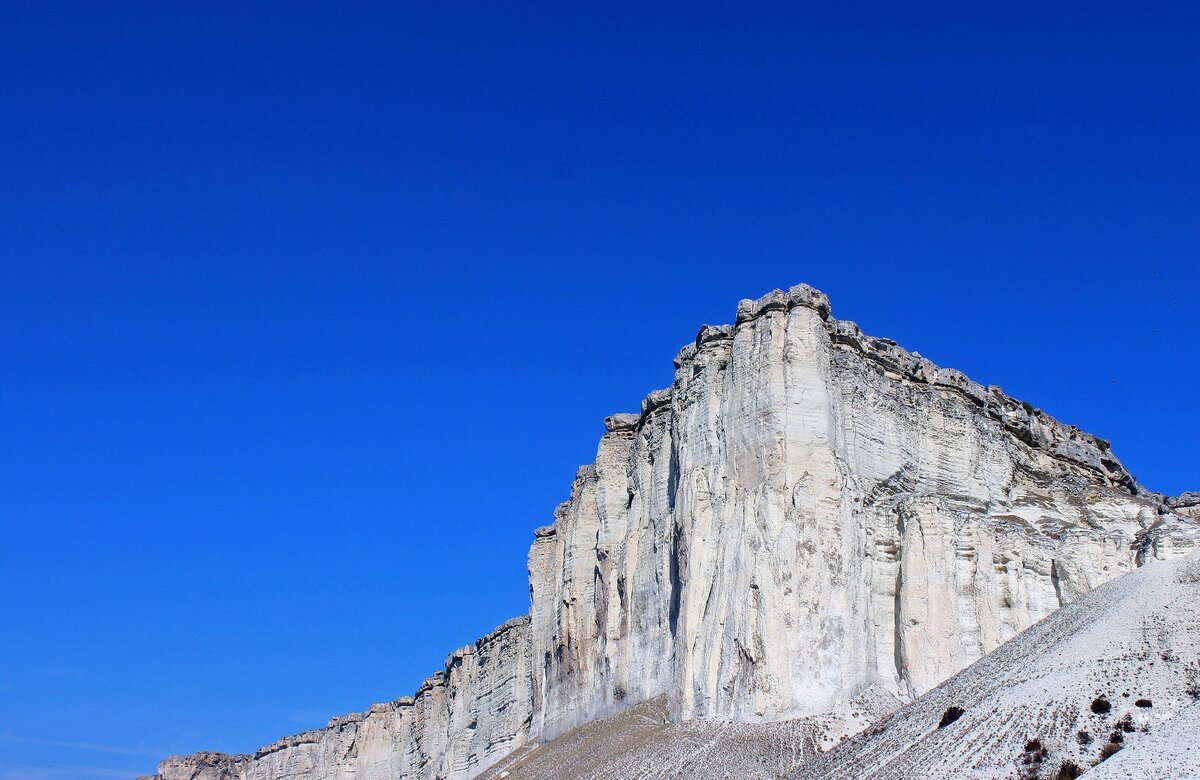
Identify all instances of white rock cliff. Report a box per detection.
[147,285,1199,780]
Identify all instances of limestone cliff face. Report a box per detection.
[155,617,531,780]
[150,285,1199,780]
[529,285,1196,737]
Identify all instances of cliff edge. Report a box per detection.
[146,284,1199,780]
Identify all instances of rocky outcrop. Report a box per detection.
[149,284,1199,780]
[152,618,532,780]
[1166,491,1200,521]
[154,753,246,780]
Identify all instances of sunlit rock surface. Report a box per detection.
[146,285,1199,780]
[471,553,1200,780]
[152,618,531,780]
[790,551,1200,779]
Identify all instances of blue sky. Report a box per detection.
[1,2,1197,777]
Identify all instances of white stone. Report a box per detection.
[148,285,1200,780]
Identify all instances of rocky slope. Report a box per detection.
[474,694,890,780]
[789,551,1200,779]
[1082,701,1200,779]
[146,285,1199,780]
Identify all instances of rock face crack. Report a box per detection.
[146,284,1200,780]
[1050,558,1066,607]
[892,505,909,697]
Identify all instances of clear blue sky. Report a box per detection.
[1,2,1197,778]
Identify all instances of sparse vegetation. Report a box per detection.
[1076,730,1092,745]
[937,706,965,728]
[1098,740,1123,761]
[1185,664,1200,699]
[1056,760,1084,780]
[1017,737,1049,779]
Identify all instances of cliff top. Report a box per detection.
[598,284,1139,495]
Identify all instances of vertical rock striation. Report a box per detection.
[149,285,1199,780]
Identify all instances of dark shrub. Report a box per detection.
[1021,737,1047,771]
[1099,741,1123,761]
[1057,761,1084,780]
[1135,698,1152,708]
[1076,730,1092,745]
[1091,695,1112,714]
[938,706,965,728]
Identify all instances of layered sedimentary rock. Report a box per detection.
[156,617,531,780]
[149,285,1198,780]
[529,285,1196,737]
[1167,491,1200,521]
